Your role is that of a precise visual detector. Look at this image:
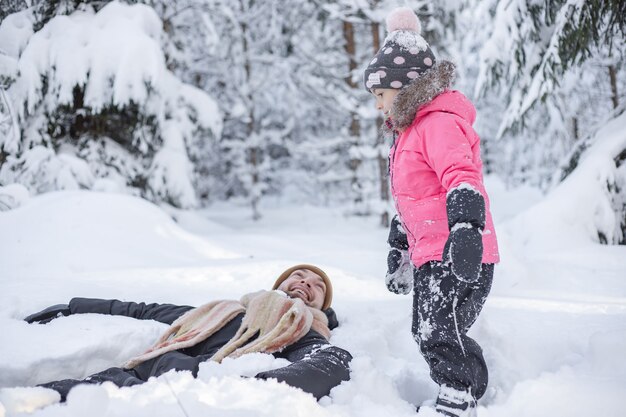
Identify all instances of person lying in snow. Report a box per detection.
[24,264,352,402]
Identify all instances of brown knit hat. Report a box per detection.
[272,264,333,310]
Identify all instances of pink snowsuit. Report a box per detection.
[389,90,500,268]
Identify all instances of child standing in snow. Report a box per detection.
[364,7,500,417]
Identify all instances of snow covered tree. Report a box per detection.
[461,0,624,189]
[180,0,296,219]
[476,0,625,135]
[175,0,363,218]
[0,2,222,208]
[0,0,27,21]
[468,0,626,242]
[311,1,390,223]
[320,0,460,225]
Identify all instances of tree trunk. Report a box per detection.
[240,4,261,220]
[609,64,619,109]
[343,20,362,203]
[371,18,390,227]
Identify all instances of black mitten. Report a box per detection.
[386,248,413,294]
[24,304,71,324]
[323,307,339,330]
[385,215,413,294]
[443,185,485,282]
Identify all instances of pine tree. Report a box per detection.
[0,0,28,21]
[0,1,221,207]
[189,0,297,219]
[476,0,626,136]
[472,0,626,242]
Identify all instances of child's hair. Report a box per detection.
[363,7,436,92]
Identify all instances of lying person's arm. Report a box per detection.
[68,297,194,324]
[25,298,193,325]
[255,329,352,400]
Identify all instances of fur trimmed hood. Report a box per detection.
[385,60,456,134]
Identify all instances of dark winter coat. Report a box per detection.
[64,297,352,400]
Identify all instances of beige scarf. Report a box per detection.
[123,290,330,369]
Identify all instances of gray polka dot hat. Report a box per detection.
[363,7,436,92]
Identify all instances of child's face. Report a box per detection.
[372,88,400,117]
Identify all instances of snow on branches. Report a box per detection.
[0,2,222,208]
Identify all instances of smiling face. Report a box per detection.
[372,88,400,117]
[277,269,327,310]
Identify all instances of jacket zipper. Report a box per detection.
[388,131,418,261]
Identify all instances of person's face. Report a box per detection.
[277,269,327,310]
[372,88,400,117]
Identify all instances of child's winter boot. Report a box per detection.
[434,385,477,417]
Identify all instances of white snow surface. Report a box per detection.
[1,176,626,416]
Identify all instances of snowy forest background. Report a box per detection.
[1,2,626,416]
[0,0,625,238]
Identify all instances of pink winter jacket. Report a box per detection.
[389,89,500,268]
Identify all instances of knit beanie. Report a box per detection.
[272,264,333,310]
[363,7,436,92]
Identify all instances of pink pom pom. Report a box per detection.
[385,7,421,34]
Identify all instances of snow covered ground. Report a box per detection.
[1,175,625,417]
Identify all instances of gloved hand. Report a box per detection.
[444,185,485,283]
[24,304,71,324]
[386,248,413,294]
[443,224,483,282]
[385,215,413,294]
[323,307,339,330]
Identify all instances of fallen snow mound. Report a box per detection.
[0,190,240,276]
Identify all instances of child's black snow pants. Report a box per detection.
[412,261,493,399]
